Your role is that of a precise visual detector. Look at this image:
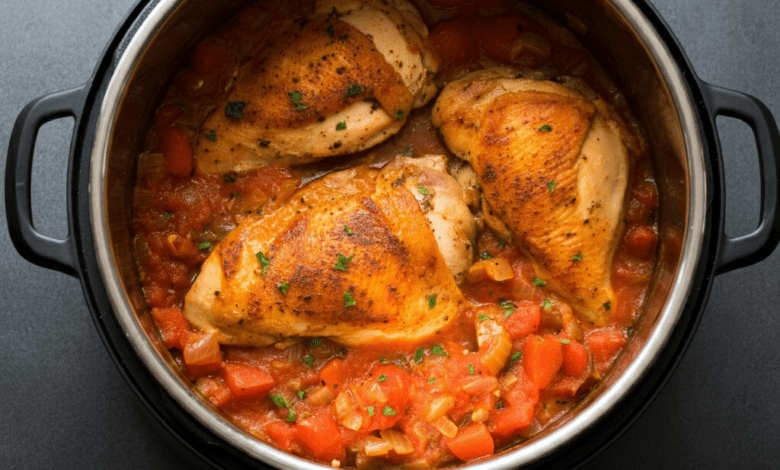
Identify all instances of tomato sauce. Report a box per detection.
[131,1,658,467]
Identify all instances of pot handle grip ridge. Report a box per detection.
[700,83,780,275]
[4,86,85,277]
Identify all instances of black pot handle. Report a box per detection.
[4,86,85,277]
[700,82,780,275]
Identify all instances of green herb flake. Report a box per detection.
[302,355,315,368]
[297,390,306,400]
[417,185,429,196]
[344,291,356,308]
[468,364,475,375]
[428,378,435,384]
[286,408,296,422]
[480,251,494,260]
[532,277,547,287]
[367,406,375,416]
[402,146,414,156]
[336,120,347,131]
[548,180,557,193]
[378,375,388,383]
[508,351,522,367]
[346,84,365,97]
[205,130,218,141]
[559,339,572,344]
[538,124,552,132]
[414,347,424,363]
[344,225,354,235]
[309,337,323,348]
[500,300,515,318]
[277,282,290,295]
[427,295,436,309]
[288,90,308,110]
[334,253,355,271]
[382,406,396,416]
[573,252,583,262]
[256,251,270,277]
[327,24,335,37]
[430,345,449,357]
[478,314,492,322]
[543,298,554,310]
[270,394,289,408]
[395,109,405,120]
[199,241,212,250]
[225,101,248,119]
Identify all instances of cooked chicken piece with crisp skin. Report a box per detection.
[195,0,438,174]
[432,67,629,325]
[184,161,471,347]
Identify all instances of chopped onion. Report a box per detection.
[431,416,458,438]
[424,395,455,422]
[334,389,358,419]
[363,436,394,457]
[477,317,513,375]
[471,408,490,423]
[342,411,364,431]
[306,386,334,406]
[380,429,414,455]
[467,258,514,283]
[462,377,499,396]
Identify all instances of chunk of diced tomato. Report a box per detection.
[222,363,275,399]
[296,413,346,463]
[183,332,223,369]
[447,422,494,461]
[264,421,298,451]
[586,327,627,366]
[503,300,540,340]
[562,340,589,377]
[150,307,191,349]
[522,335,564,390]
[195,376,232,407]
[624,224,658,259]
[426,18,479,66]
[158,126,193,177]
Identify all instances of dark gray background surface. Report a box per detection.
[1,0,778,468]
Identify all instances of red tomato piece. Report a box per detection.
[561,340,589,377]
[522,335,564,390]
[447,422,494,461]
[222,363,275,399]
[150,307,191,349]
[296,413,346,463]
[158,126,193,177]
[503,300,541,339]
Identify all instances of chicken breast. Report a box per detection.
[195,0,438,174]
[184,162,468,347]
[432,67,629,325]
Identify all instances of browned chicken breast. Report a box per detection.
[432,67,629,325]
[184,162,470,347]
[195,0,438,174]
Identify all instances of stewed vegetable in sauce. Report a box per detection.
[132,0,658,467]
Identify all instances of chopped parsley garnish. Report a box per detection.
[427,295,436,309]
[344,291,356,308]
[417,185,429,195]
[288,90,307,110]
[428,378,435,384]
[468,364,475,375]
[327,24,335,37]
[198,241,212,250]
[402,146,414,156]
[382,406,396,416]
[344,225,354,235]
[395,110,405,120]
[346,84,365,97]
[559,339,572,344]
[573,252,583,261]
[543,298,554,310]
[270,394,289,408]
[508,351,522,367]
[225,101,248,119]
[532,277,547,287]
[277,282,290,295]
[548,180,557,193]
[256,251,270,277]
[286,408,296,422]
[430,345,449,357]
[334,253,355,271]
[480,251,494,260]
[336,120,347,130]
[309,337,323,348]
[297,390,306,400]
[367,406,375,416]
[414,347,424,363]
[302,355,315,368]
[500,300,515,317]
[478,314,492,321]
[205,130,217,141]
[378,375,388,382]
[538,124,552,132]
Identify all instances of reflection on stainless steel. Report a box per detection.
[90,0,706,468]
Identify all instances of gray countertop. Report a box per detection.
[2,0,779,468]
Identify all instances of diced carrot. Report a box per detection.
[562,340,589,377]
[158,126,193,177]
[195,376,233,407]
[264,421,298,451]
[154,103,183,128]
[585,327,627,366]
[222,363,275,399]
[503,300,541,340]
[479,17,524,62]
[522,335,564,390]
[426,18,479,66]
[447,422,494,461]
[319,357,348,391]
[150,307,191,349]
[183,332,223,369]
[624,224,658,259]
[193,39,226,75]
[296,413,346,463]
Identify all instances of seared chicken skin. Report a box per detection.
[195,0,438,174]
[432,67,629,325]
[184,162,471,347]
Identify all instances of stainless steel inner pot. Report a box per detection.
[89,0,707,468]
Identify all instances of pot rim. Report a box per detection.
[88,0,707,468]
